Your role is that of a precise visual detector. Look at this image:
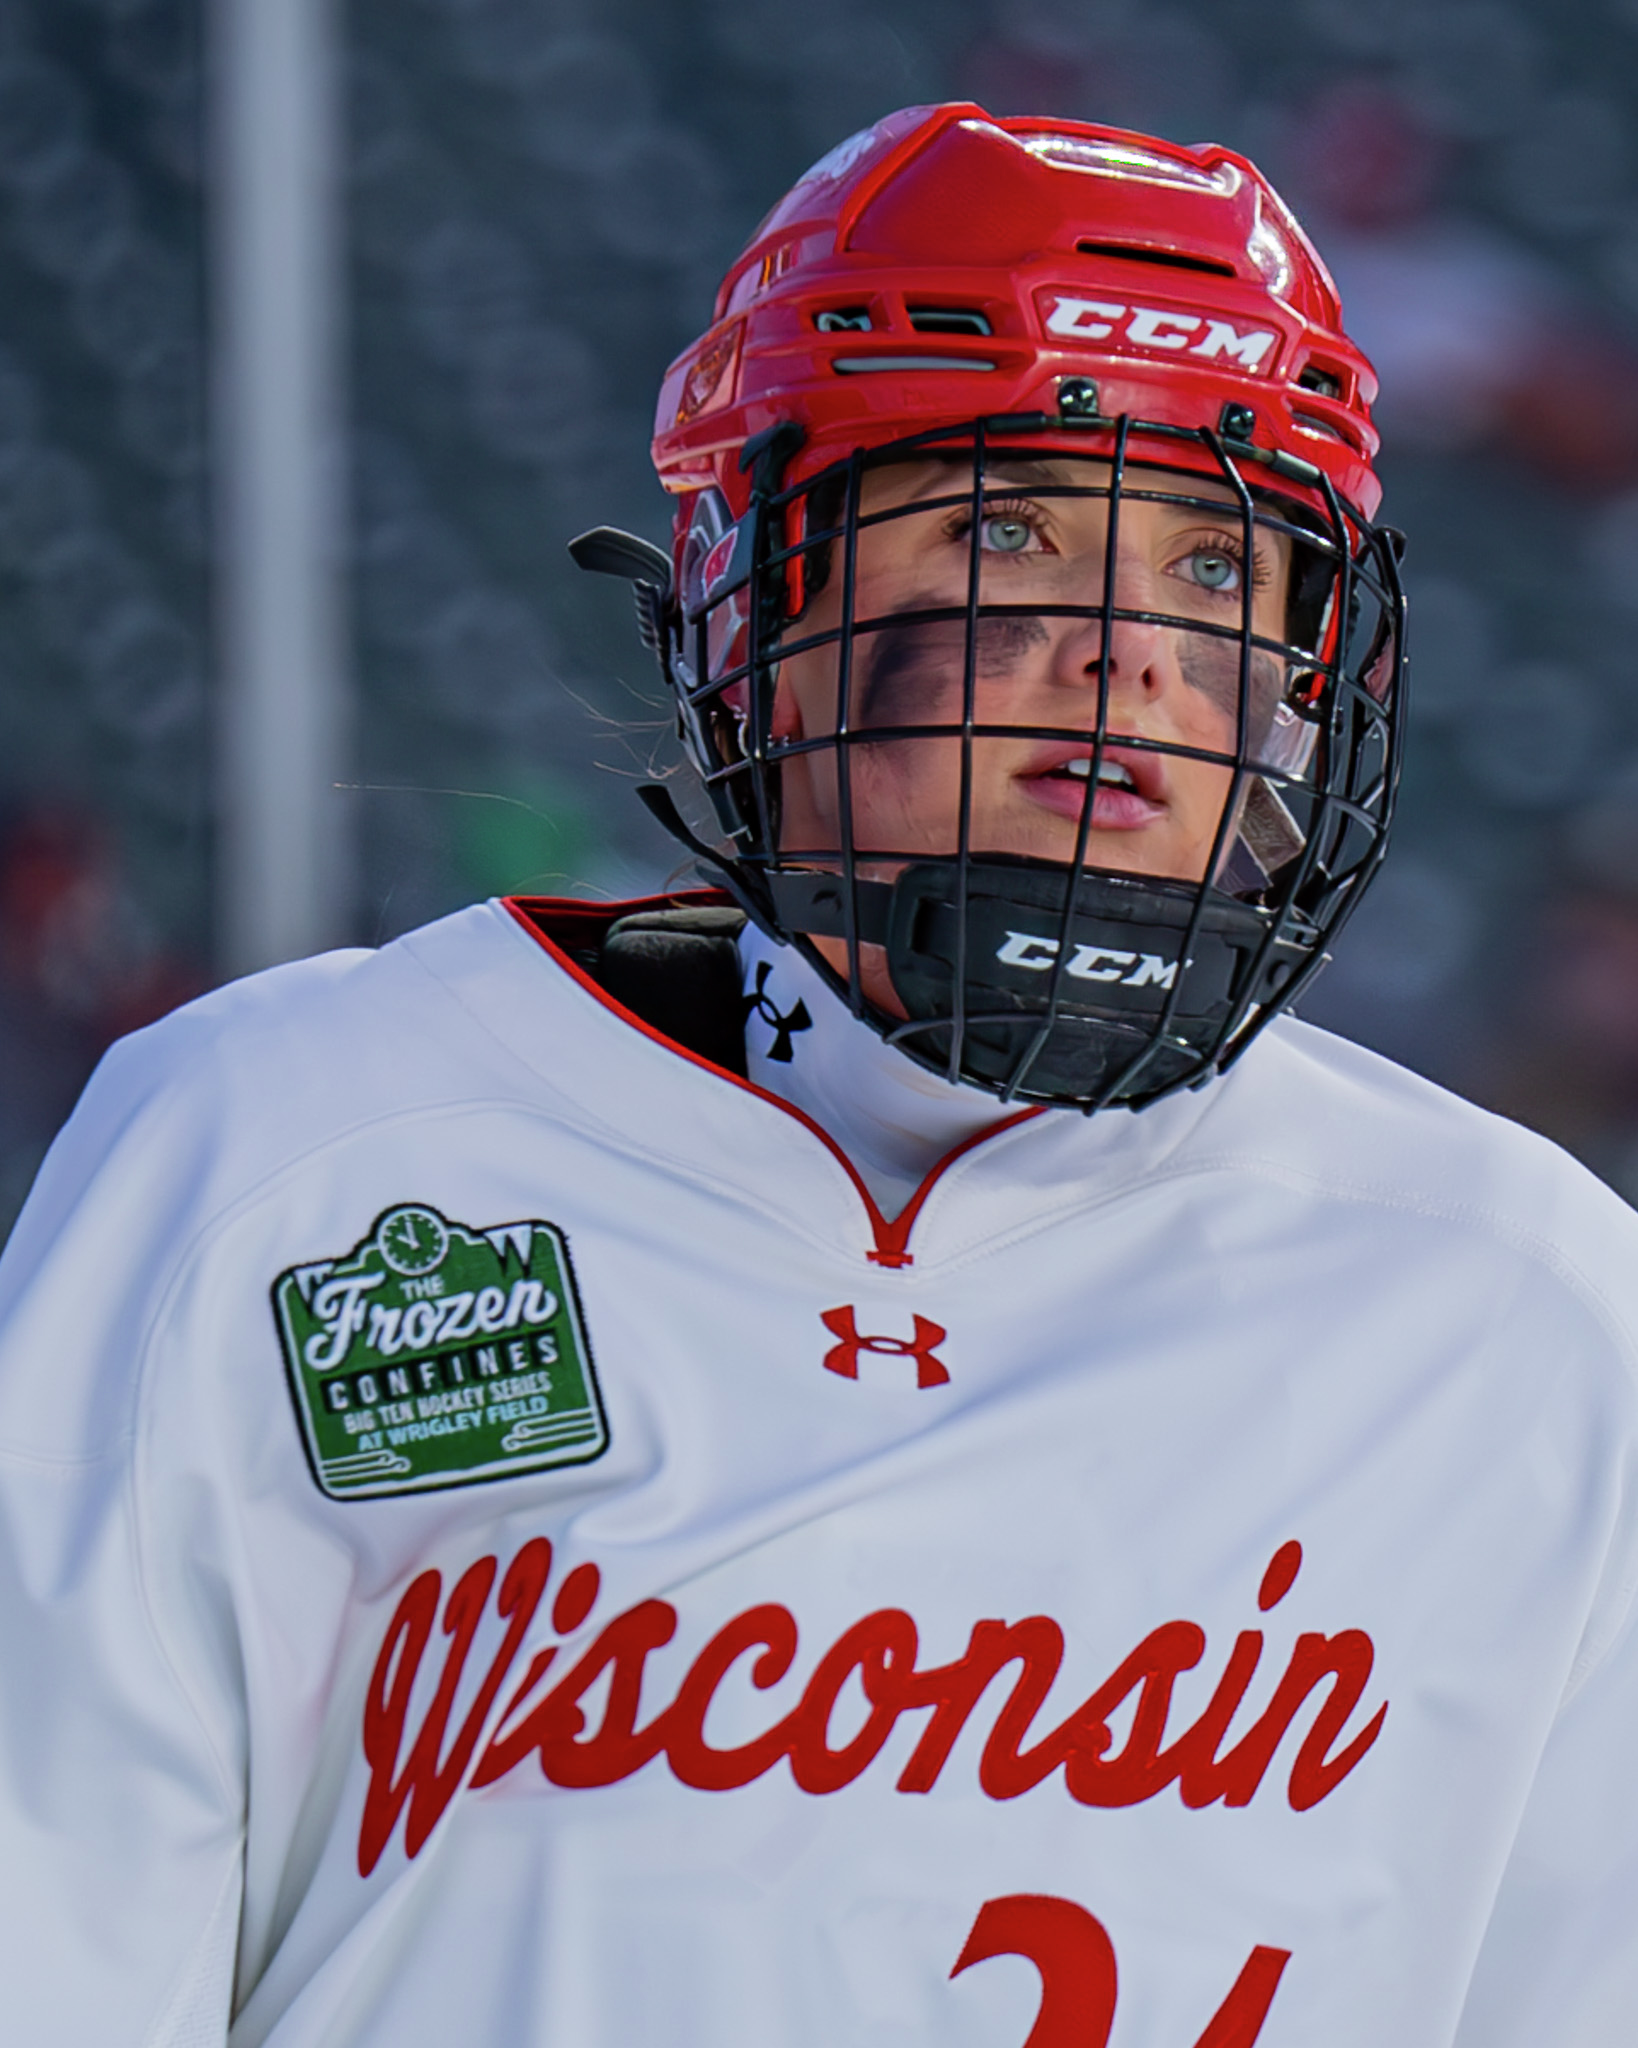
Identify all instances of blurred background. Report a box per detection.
[3,0,1638,1234]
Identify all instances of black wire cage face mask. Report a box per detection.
[660,419,1404,1113]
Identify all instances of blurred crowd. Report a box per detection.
[4,0,1638,1231]
[0,0,208,1220]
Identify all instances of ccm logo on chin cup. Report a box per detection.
[997,929,1178,990]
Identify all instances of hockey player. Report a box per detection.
[2,103,1638,2048]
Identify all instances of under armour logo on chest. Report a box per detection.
[742,961,813,1063]
[821,1306,950,1388]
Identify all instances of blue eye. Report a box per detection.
[1190,550,1239,590]
[981,515,1034,553]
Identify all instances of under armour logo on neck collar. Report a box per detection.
[742,960,813,1064]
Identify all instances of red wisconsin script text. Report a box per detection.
[359,1537,1387,1876]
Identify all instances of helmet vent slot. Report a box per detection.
[815,307,873,333]
[1297,364,1343,397]
[907,307,993,336]
[1291,410,1348,444]
[1075,239,1237,278]
[833,355,998,374]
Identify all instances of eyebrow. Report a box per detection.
[886,459,1072,508]
[983,459,1077,486]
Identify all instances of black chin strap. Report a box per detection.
[636,785,779,938]
[763,870,894,947]
[635,784,895,947]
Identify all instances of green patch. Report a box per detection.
[274,1204,608,1500]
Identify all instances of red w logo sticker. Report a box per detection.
[821,1306,950,1388]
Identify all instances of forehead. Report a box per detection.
[855,454,1256,516]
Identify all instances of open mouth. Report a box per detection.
[1022,744,1167,827]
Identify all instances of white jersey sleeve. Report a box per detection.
[0,952,363,2046]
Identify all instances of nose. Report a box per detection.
[1049,557,1180,706]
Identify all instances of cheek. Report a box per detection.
[1168,710,1241,827]
[1173,630,1243,722]
[1194,702,1241,754]
[854,733,962,793]
[775,646,838,739]
[847,736,968,850]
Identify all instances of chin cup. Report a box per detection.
[768,859,1314,1109]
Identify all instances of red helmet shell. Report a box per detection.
[652,104,1382,524]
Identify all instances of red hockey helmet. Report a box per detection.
[652,104,1381,527]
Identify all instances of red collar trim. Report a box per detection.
[502,893,1042,1269]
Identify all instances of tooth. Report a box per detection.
[1051,758,1138,788]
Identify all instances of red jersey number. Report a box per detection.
[951,1894,1289,2048]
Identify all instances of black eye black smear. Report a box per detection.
[1177,637,1284,742]
[855,614,1049,729]
[847,606,1286,744]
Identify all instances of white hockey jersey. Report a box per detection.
[2,890,1638,2048]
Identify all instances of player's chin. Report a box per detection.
[971,802,1191,878]
[1055,825,1218,886]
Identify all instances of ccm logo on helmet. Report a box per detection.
[997,930,1178,989]
[1042,295,1277,373]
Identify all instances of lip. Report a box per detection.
[1017,740,1168,829]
